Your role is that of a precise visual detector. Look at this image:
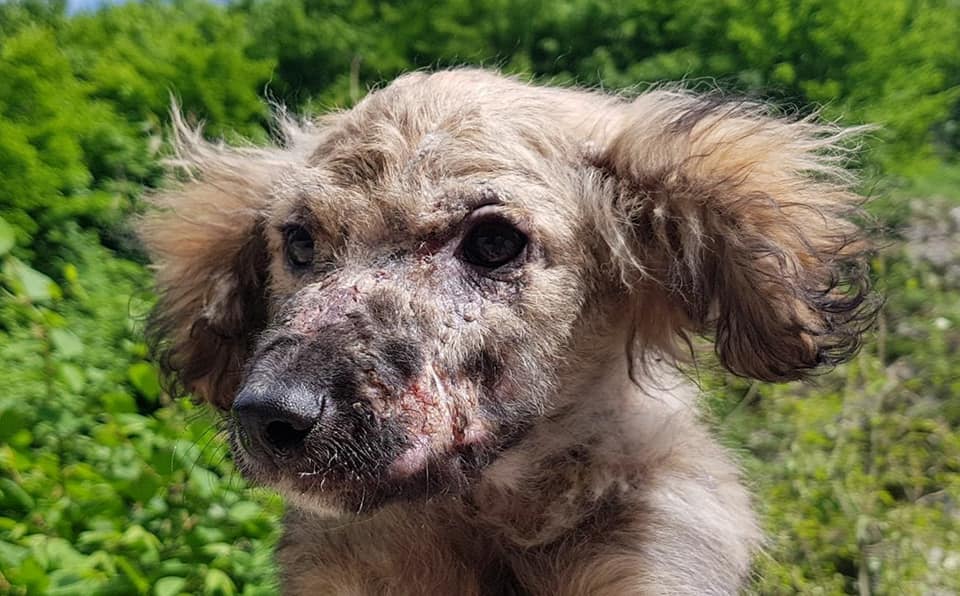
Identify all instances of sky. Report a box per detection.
[65,0,227,13]
[67,0,123,12]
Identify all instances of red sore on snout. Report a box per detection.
[281,275,491,479]
[382,365,490,478]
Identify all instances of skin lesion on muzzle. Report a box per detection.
[228,280,498,507]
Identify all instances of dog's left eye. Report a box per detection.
[284,226,314,270]
[460,220,527,269]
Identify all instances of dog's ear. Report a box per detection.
[140,113,280,409]
[590,92,876,382]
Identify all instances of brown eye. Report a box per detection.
[284,226,314,270]
[460,220,527,269]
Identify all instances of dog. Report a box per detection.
[142,69,875,594]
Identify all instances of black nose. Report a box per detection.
[232,385,325,460]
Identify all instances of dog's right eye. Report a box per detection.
[459,219,528,270]
[284,226,314,270]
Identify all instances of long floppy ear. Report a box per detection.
[140,113,284,409]
[591,92,877,382]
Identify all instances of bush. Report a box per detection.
[0,0,958,592]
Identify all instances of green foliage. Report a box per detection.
[0,0,66,37]
[0,26,130,246]
[241,0,960,171]
[0,3,283,590]
[0,0,274,273]
[0,223,281,594]
[1,0,959,592]
[707,189,960,594]
[67,0,274,141]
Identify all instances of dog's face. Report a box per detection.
[233,156,593,511]
[143,70,873,514]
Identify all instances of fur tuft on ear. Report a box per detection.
[140,109,300,409]
[590,91,878,382]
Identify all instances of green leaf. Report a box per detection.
[188,467,221,500]
[201,542,232,559]
[0,540,29,567]
[121,525,162,558]
[154,576,187,596]
[203,568,236,596]
[0,477,35,512]
[127,362,161,401]
[3,257,60,303]
[50,328,84,359]
[116,555,150,595]
[100,391,138,414]
[227,501,262,524]
[0,216,15,255]
[41,537,86,569]
[12,555,49,593]
[121,470,161,503]
[0,406,29,442]
[57,363,86,394]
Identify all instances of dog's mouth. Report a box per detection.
[228,418,495,513]
[226,362,500,512]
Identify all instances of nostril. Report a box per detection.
[233,385,326,459]
[265,419,311,452]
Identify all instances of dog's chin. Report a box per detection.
[232,442,493,516]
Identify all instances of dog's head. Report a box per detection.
[143,70,874,513]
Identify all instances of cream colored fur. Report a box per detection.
[142,69,875,594]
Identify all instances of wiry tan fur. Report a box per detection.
[142,69,875,595]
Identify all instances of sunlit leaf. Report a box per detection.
[116,555,150,595]
[128,362,161,401]
[154,576,187,596]
[203,568,236,596]
[50,328,83,359]
[57,363,86,393]
[2,257,60,303]
[0,477,35,512]
[100,391,138,414]
[227,501,261,524]
[0,216,15,256]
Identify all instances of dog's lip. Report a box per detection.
[232,433,490,494]
[387,437,433,479]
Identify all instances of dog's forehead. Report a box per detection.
[267,76,588,243]
[268,166,561,243]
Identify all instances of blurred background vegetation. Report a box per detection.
[0,0,958,593]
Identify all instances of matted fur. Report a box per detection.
[142,69,876,594]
